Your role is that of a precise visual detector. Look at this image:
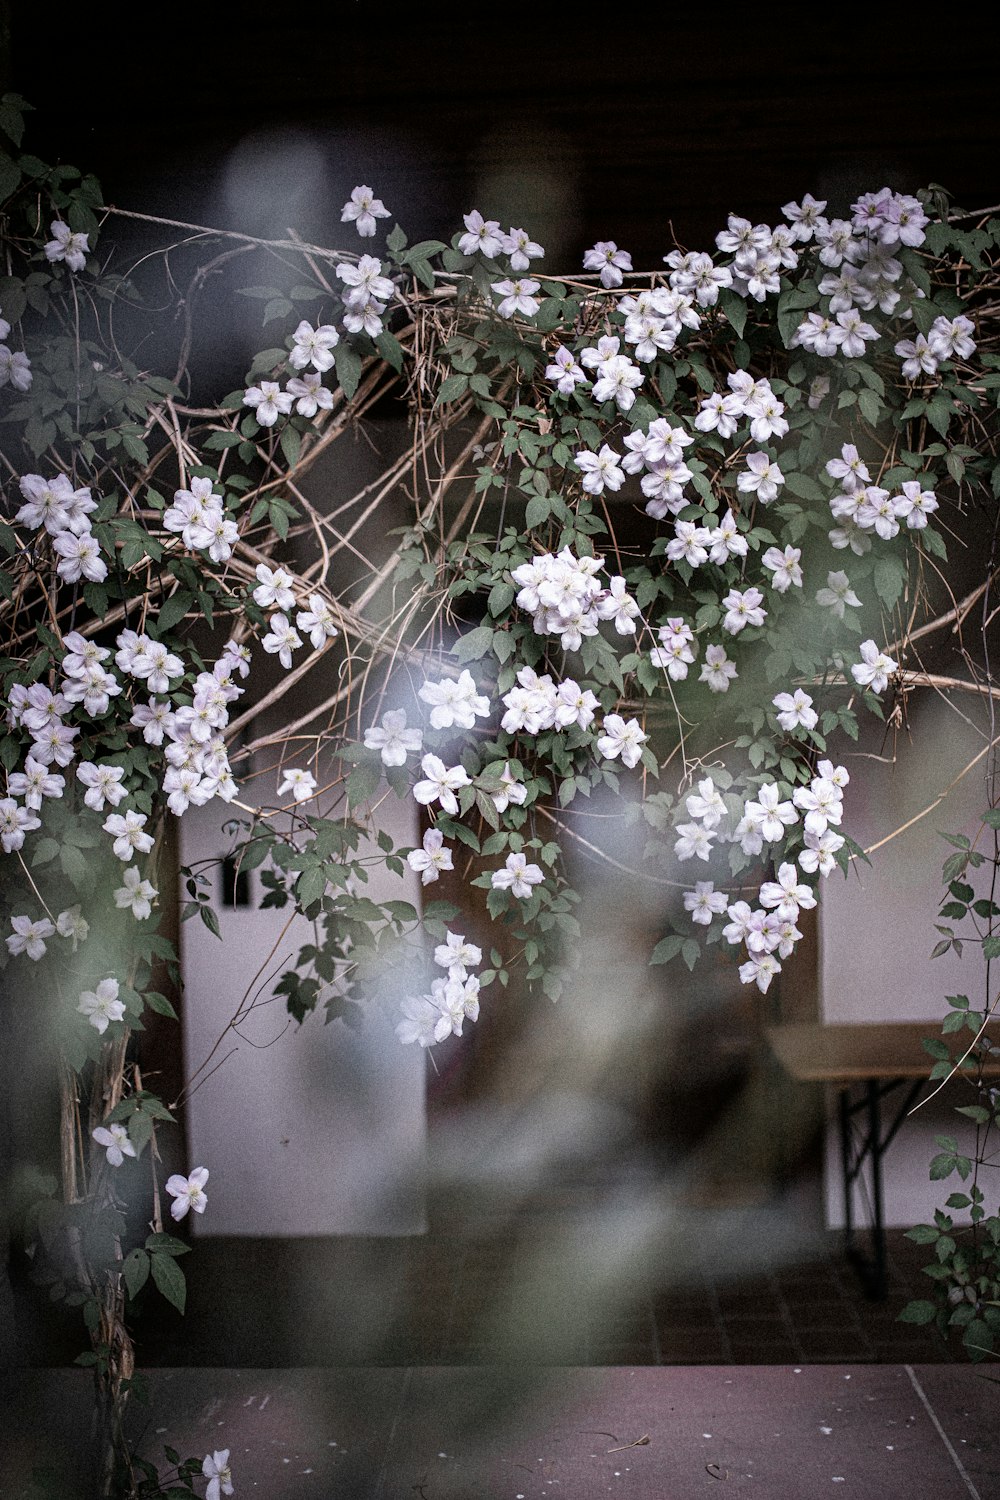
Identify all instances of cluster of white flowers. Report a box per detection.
[619,286,700,362]
[824,442,938,554]
[500,666,598,735]
[579,335,644,412]
[253,562,339,672]
[17,471,104,584]
[337,254,395,337]
[511,546,639,651]
[457,212,545,269]
[676,760,850,990]
[396,931,483,1046]
[621,413,695,519]
[650,617,699,680]
[163,475,238,564]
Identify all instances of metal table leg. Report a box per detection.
[839,1078,925,1300]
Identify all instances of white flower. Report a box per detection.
[0,798,40,853]
[7,755,65,810]
[761,545,803,594]
[165,1167,210,1222]
[744,783,797,842]
[412,755,471,816]
[277,767,317,804]
[815,571,862,618]
[502,226,544,270]
[685,777,726,828]
[93,1123,136,1167]
[699,643,737,693]
[457,211,504,259]
[6,914,55,960]
[363,708,422,767]
[491,851,544,900]
[721,587,766,635]
[583,240,632,289]
[596,714,648,770]
[674,822,716,861]
[491,278,540,318]
[739,953,781,993]
[56,906,89,949]
[772,689,818,733]
[430,975,481,1041]
[799,827,845,876]
[759,861,817,921]
[851,640,898,694]
[44,220,89,271]
[104,810,154,861]
[335,254,394,305]
[0,346,32,390]
[252,564,296,612]
[341,185,391,237]
[491,762,529,813]
[77,761,127,813]
[418,670,490,731]
[243,381,292,427]
[114,866,158,920]
[575,444,625,495]
[545,345,588,395]
[261,613,302,669]
[52,530,108,584]
[288,320,339,373]
[894,480,938,530]
[77,977,126,1034]
[433,931,482,980]
[202,1450,234,1500]
[595,576,640,635]
[737,451,784,504]
[683,881,729,925]
[396,995,442,1047]
[287,373,334,419]
[927,314,976,362]
[406,828,454,885]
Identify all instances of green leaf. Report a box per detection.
[650,935,684,965]
[717,290,749,340]
[898,1299,937,1324]
[346,760,380,809]
[123,1248,150,1301]
[983,936,1000,960]
[143,991,179,1021]
[60,844,89,888]
[279,424,301,468]
[435,373,468,406]
[198,904,221,940]
[296,866,327,909]
[150,1251,186,1313]
[525,493,551,529]
[335,342,363,400]
[857,388,882,426]
[156,591,193,634]
[453,627,494,664]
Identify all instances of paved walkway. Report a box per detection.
[4,1364,996,1498]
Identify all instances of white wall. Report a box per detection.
[819,694,991,1227]
[179,772,427,1236]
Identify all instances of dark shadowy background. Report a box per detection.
[4,6,999,265]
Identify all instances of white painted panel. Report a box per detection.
[180,776,427,1236]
